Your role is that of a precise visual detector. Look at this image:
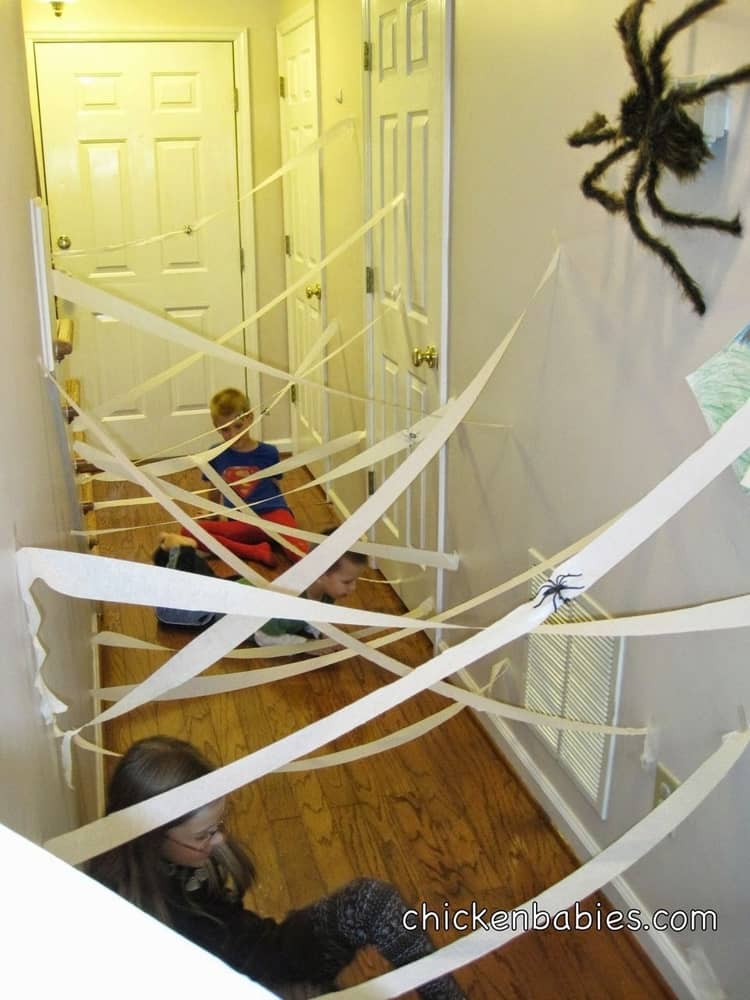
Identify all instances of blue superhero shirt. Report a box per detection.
[208,442,289,514]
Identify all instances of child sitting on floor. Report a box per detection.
[86,735,465,998]
[180,387,309,568]
[153,533,367,647]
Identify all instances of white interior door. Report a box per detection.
[277,9,327,455]
[368,0,448,611]
[34,40,247,458]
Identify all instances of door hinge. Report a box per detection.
[234,87,239,112]
[279,75,286,98]
[239,247,245,272]
[290,384,297,404]
[367,470,376,495]
[363,41,372,71]
[365,266,374,294]
[285,234,292,256]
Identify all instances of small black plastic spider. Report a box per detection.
[567,0,750,315]
[533,573,585,614]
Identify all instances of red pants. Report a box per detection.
[183,508,309,565]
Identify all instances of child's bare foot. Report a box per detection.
[159,532,197,550]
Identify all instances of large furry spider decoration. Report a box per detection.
[567,0,750,315]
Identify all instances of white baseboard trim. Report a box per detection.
[455,666,702,1000]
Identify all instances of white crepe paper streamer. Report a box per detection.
[263,315,344,408]
[74,391,459,569]
[55,374,335,604]
[323,727,750,998]
[44,251,564,861]
[279,661,509,774]
[78,246,623,739]
[192,416,461,566]
[91,631,400,691]
[53,269,336,395]
[259,616,645,738]
[91,512,618,702]
[101,701,466,770]
[198,406,440,502]
[360,572,428,588]
[54,118,355,260]
[92,628,374,660]
[92,596,643,743]
[270,704,466,772]
[92,598,432,701]
[195,428,365,492]
[78,402,256,475]
[67,661,497,772]
[92,598,435,663]
[53,723,120,786]
[91,636,383,698]
[535,593,750,637]
[91,617,644,737]
[282,409,444,497]
[86,322,353,477]
[44,330,497,738]
[89,421,259,482]
[359,574,424,585]
[197,459,307,559]
[73,508,460,570]
[74,437,459,570]
[17,549,439,633]
[43,334,750,865]
[67,195,407,420]
[16,556,69,724]
[50,375,449,719]
[77,426,360,504]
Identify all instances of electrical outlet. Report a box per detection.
[653,762,680,809]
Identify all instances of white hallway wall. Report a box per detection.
[0,0,95,842]
[447,1,750,997]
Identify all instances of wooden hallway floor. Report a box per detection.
[92,466,674,999]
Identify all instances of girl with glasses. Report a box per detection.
[87,736,464,999]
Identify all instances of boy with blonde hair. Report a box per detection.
[180,387,308,567]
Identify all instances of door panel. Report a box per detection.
[34,40,246,457]
[278,11,326,454]
[369,0,447,611]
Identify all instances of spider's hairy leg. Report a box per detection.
[579,141,637,214]
[616,0,653,97]
[649,0,725,95]
[678,64,750,106]
[645,162,741,235]
[567,113,618,147]
[624,155,706,314]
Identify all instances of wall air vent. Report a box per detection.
[524,548,625,819]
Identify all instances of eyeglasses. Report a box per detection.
[165,820,226,853]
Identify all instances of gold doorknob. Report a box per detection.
[412,345,438,369]
[305,282,322,300]
[56,234,72,250]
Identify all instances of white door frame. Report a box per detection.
[361,0,453,619]
[25,27,261,436]
[276,5,329,459]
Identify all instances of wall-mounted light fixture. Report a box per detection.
[36,0,79,17]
